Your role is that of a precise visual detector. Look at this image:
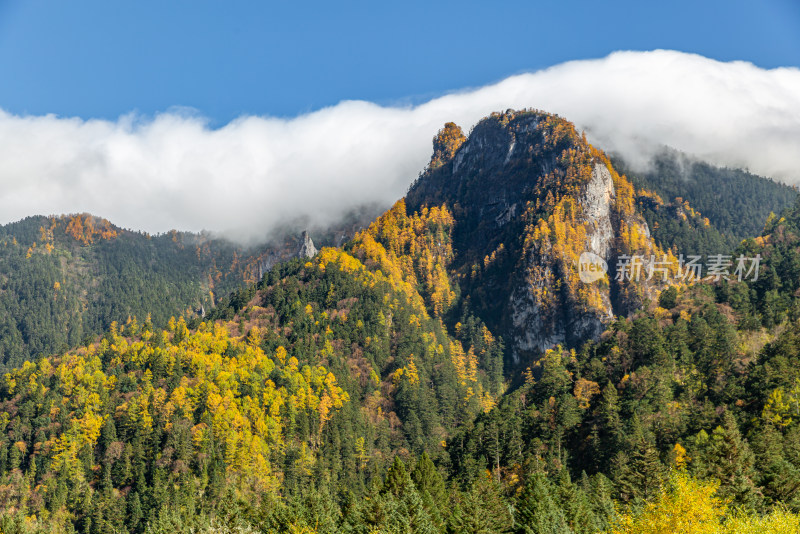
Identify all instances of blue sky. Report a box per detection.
[0,0,798,123]
[0,1,799,239]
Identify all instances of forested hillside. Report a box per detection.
[0,196,506,532]
[449,195,800,529]
[615,150,797,255]
[0,213,373,373]
[1,110,800,533]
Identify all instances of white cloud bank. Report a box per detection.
[1,49,799,242]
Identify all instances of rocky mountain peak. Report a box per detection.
[406,109,666,367]
[428,122,466,169]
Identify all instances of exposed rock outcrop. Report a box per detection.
[298,230,318,258]
[509,162,620,359]
[406,110,667,368]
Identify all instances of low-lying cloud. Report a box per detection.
[1,50,799,243]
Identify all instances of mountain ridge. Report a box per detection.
[0,211,374,372]
[1,108,800,532]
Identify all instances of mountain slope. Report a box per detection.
[451,196,800,516]
[0,201,505,531]
[0,213,374,372]
[615,149,798,254]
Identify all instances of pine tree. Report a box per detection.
[689,411,763,510]
[127,491,143,532]
[580,472,617,532]
[383,456,412,496]
[612,422,667,504]
[412,453,447,507]
[555,471,600,534]
[749,423,800,509]
[514,473,571,534]
[448,473,513,534]
[362,480,440,534]
[412,452,448,530]
[590,382,623,471]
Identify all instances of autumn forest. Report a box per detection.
[1,110,800,533]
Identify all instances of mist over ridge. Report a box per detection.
[1,49,798,243]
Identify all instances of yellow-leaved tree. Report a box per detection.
[610,472,800,534]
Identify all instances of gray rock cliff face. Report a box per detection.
[298,231,318,259]
[405,110,662,369]
[508,162,619,362]
[583,163,616,260]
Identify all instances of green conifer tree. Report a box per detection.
[448,473,513,534]
[514,473,571,534]
[689,411,763,510]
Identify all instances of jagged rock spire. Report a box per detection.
[298,230,318,258]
